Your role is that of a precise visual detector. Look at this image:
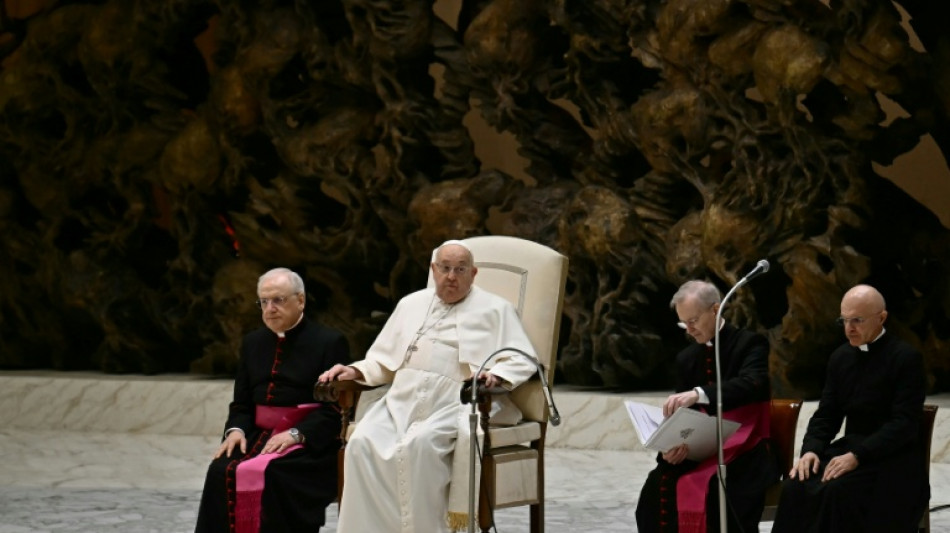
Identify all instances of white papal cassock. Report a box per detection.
[336,286,537,533]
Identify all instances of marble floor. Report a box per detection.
[0,435,646,533]
[2,373,949,532]
[3,435,949,533]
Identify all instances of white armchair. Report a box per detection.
[457,236,568,533]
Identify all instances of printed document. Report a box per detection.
[624,400,740,461]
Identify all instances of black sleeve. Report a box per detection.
[223,332,259,437]
[707,330,771,412]
[297,330,350,452]
[801,347,847,457]
[850,346,925,463]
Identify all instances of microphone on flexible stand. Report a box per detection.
[713,258,770,533]
[464,347,561,426]
[739,259,770,284]
[463,347,562,533]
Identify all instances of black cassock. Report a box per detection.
[772,332,927,533]
[195,318,349,533]
[636,324,779,533]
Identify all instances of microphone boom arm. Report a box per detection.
[713,258,768,533]
[466,347,561,533]
[469,347,561,426]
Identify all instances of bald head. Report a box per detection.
[839,284,887,347]
[842,284,886,310]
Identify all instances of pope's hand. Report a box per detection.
[319,364,362,383]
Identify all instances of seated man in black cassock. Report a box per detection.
[195,267,350,533]
[772,284,927,533]
[636,280,777,533]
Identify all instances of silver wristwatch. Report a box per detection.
[289,428,303,444]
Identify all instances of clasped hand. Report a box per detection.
[789,451,859,482]
[214,429,301,459]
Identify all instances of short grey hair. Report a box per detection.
[258,268,305,296]
[670,280,721,309]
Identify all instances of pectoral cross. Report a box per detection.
[404,338,422,363]
[404,298,454,363]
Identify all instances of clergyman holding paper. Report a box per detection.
[635,280,778,533]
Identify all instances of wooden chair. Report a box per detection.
[314,235,568,533]
[759,401,936,530]
[919,404,938,533]
[760,398,803,521]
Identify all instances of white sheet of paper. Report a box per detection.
[624,401,665,443]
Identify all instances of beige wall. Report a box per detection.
[876,134,950,228]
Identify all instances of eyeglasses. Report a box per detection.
[255,294,298,310]
[677,305,715,330]
[836,314,880,327]
[434,264,470,276]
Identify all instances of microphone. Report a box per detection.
[465,347,562,532]
[468,347,561,426]
[712,257,769,533]
[740,259,770,283]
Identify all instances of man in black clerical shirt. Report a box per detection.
[636,280,776,533]
[772,284,927,533]
[195,267,349,533]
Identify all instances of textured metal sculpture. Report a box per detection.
[0,0,947,397]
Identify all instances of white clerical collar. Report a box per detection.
[858,328,886,352]
[277,313,305,338]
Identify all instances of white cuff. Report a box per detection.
[693,386,709,404]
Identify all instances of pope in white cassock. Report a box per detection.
[319,240,538,532]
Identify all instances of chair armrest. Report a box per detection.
[313,380,383,448]
[459,378,511,406]
[313,380,379,405]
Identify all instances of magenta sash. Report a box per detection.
[234,403,320,533]
[676,401,770,533]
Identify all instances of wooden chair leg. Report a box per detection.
[336,447,345,506]
[478,455,494,533]
[531,434,545,533]
[478,393,494,533]
[530,502,543,533]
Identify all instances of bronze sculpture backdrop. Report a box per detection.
[1,0,948,397]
